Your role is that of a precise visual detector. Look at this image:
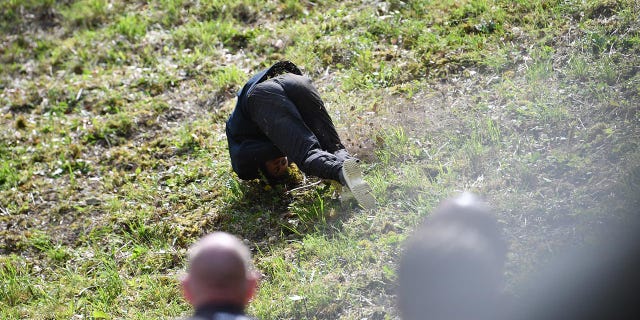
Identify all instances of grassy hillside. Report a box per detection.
[1,0,638,319]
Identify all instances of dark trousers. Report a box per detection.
[245,73,345,180]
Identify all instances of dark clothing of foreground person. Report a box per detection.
[509,217,640,320]
[181,232,259,320]
[398,192,508,320]
[225,61,349,181]
[186,304,254,320]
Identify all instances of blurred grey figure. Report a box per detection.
[511,217,640,320]
[398,192,508,320]
[181,232,259,320]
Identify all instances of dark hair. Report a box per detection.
[259,162,289,185]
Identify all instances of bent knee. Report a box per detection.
[279,73,314,92]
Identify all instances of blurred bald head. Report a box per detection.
[182,232,258,308]
[398,192,507,320]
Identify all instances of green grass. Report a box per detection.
[1,0,639,318]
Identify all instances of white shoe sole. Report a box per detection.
[341,159,376,210]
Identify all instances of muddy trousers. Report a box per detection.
[245,73,345,181]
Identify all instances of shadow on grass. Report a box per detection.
[215,174,358,252]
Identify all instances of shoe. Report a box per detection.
[334,149,360,163]
[340,158,376,210]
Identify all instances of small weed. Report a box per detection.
[0,161,19,191]
[526,45,555,82]
[1,255,38,307]
[94,256,124,307]
[61,0,109,28]
[155,0,184,26]
[596,56,619,85]
[114,13,147,40]
[28,231,71,263]
[375,127,424,165]
[209,65,245,94]
[483,118,502,144]
[285,191,329,235]
[173,123,201,153]
[281,0,305,19]
[568,56,590,80]
[84,113,134,145]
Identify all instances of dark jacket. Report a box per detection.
[225,61,302,179]
[184,303,255,320]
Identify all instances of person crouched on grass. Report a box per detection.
[398,192,509,320]
[181,232,259,320]
[225,60,375,209]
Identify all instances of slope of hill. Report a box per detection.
[1,0,638,318]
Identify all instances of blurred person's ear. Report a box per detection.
[243,271,259,305]
[181,274,195,306]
